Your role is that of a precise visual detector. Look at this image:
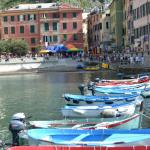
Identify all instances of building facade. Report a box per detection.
[87,8,111,55]
[82,12,89,53]
[100,10,111,52]
[88,9,102,55]
[133,0,150,53]
[123,0,129,49]
[0,3,83,52]
[127,0,134,51]
[110,0,123,51]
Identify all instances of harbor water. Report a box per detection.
[0,70,149,143]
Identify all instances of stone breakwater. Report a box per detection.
[0,57,82,74]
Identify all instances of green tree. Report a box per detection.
[0,40,10,53]
[9,39,29,56]
[0,39,29,56]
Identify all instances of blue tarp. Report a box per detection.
[46,44,68,53]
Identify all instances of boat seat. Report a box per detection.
[71,133,90,143]
[73,109,85,114]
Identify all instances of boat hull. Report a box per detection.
[61,103,136,118]
[95,87,150,95]
[26,128,150,146]
[141,90,150,98]
[28,114,139,129]
[8,145,150,150]
[96,76,149,84]
[63,94,143,106]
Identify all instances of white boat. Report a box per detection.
[28,114,140,129]
[61,102,136,118]
[18,114,140,144]
[141,89,150,98]
[96,75,149,84]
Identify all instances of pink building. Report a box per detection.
[133,0,150,53]
[0,3,83,52]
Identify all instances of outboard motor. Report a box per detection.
[94,78,100,83]
[87,81,94,90]
[9,113,26,146]
[78,84,86,95]
[87,81,95,96]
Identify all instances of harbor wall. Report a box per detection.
[0,57,81,73]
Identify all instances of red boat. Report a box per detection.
[96,76,150,87]
[8,145,150,150]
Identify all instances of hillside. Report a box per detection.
[0,0,112,10]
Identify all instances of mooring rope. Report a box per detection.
[140,113,150,120]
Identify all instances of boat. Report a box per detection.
[19,114,140,144]
[96,75,149,84]
[83,65,100,71]
[29,114,140,129]
[7,145,150,150]
[28,114,140,129]
[26,128,150,146]
[95,86,150,95]
[95,81,150,88]
[61,102,136,118]
[62,93,143,105]
[141,89,150,98]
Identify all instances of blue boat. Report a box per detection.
[63,93,142,105]
[95,86,150,95]
[26,128,150,146]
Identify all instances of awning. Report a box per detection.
[66,44,75,49]
[54,44,68,52]
[40,44,82,53]
[66,44,83,52]
[67,48,83,52]
[42,44,68,53]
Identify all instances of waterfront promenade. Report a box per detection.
[111,54,150,73]
[0,54,150,74]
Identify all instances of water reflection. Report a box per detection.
[0,70,149,142]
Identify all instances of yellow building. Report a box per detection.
[110,0,123,50]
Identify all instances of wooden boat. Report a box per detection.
[19,114,140,144]
[83,65,100,71]
[29,115,139,129]
[62,93,143,105]
[95,81,150,88]
[28,114,140,129]
[61,102,136,118]
[8,145,150,150]
[95,86,150,95]
[26,128,150,146]
[29,114,140,129]
[95,76,150,86]
[141,89,150,98]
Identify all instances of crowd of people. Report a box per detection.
[84,52,145,66]
[0,51,146,67]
